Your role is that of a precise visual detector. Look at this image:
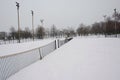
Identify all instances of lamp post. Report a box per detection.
[31,10,34,41]
[103,15,107,37]
[16,2,20,43]
[114,8,117,37]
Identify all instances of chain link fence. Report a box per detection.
[0,38,72,80]
[58,37,73,48]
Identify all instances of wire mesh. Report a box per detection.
[0,39,72,80]
[0,41,56,80]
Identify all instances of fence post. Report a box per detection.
[57,39,59,48]
[55,40,57,49]
[39,48,42,60]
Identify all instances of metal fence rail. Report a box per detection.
[0,38,72,80]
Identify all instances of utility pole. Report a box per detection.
[16,2,20,43]
[31,10,34,41]
[114,8,117,37]
[103,15,107,37]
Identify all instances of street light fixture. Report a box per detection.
[16,2,20,43]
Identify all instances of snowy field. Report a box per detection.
[7,37,120,80]
[0,39,54,57]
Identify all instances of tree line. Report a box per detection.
[0,11,120,41]
[6,25,76,40]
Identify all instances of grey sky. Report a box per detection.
[0,0,120,32]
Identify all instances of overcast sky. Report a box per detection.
[0,0,120,32]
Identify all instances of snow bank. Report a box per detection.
[8,37,120,80]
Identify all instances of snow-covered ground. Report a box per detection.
[7,37,120,80]
[0,39,54,57]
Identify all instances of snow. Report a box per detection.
[0,39,54,57]
[7,37,120,80]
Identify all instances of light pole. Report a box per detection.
[16,2,20,43]
[114,8,117,37]
[103,15,107,37]
[31,10,34,41]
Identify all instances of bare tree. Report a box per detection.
[36,25,45,39]
[45,28,50,38]
[9,26,16,40]
[50,24,57,37]
[24,27,32,39]
[76,24,89,36]
[113,11,120,21]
